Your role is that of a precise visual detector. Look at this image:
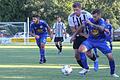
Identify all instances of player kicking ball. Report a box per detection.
[30,15,52,64]
[68,2,99,74]
[71,9,119,77]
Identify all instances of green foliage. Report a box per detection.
[0,0,120,34]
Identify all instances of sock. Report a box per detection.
[77,60,84,68]
[40,48,45,61]
[60,43,62,52]
[80,52,89,69]
[90,54,96,61]
[55,44,60,51]
[109,60,115,75]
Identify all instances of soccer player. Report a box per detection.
[30,15,52,64]
[71,9,119,77]
[68,2,98,74]
[105,19,113,50]
[53,16,67,54]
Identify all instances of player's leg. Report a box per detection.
[35,38,42,63]
[73,36,87,69]
[39,36,47,64]
[55,42,61,53]
[86,50,96,61]
[86,49,99,71]
[59,41,62,53]
[54,37,61,54]
[59,37,64,53]
[78,40,93,74]
[97,42,119,77]
[74,49,84,68]
[39,43,46,64]
[93,48,99,71]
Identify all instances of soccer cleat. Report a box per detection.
[79,69,90,75]
[111,74,119,78]
[43,59,46,63]
[94,58,99,72]
[39,61,44,64]
[58,51,62,55]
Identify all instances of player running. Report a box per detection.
[53,16,67,54]
[71,9,119,77]
[30,15,52,64]
[68,2,98,74]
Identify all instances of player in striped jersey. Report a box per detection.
[68,2,98,74]
[53,16,67,54]
[71,9,119,77]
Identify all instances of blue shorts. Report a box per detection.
[82,39,112,54]
[35,34,47,46]
[106,37,112,42]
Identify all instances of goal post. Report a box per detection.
[0,22,28,45]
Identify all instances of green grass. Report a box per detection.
[0,42,120,80]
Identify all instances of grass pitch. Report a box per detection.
[0,42,120,80]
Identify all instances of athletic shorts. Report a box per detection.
[73,35,87,49]
[82,39,112,54]
[54,37,64,42]
[35,34,47,46]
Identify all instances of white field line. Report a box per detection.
[0,76,45,79]
[0,65,112,69]
[0,46,120,49]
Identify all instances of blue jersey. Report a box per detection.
[30,20,48,35]
[87,18,106,41]
[105,23,112,41]
[106,23,112,34]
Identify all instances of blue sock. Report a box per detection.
[80,52,89,69]
[109,60,115,75]
[40,48,45,61]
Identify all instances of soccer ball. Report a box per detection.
[61,65,73,76]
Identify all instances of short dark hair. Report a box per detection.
[72,2,81,8]
[56,15,61,18]
[92,9,101,15]
[32,14,39,18]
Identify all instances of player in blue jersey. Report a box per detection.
[105,19,113,50]
[71,9,119,77]
[30,15,52,64]
[69,2,99,74]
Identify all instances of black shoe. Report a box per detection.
[58,50,62,55]
[39,61,44,64]
[43,59,46,63]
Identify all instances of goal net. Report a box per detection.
[0,22,30,45]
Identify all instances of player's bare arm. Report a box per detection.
[30,32,40,39]
[70,26,83,43]
[86,19,105,31]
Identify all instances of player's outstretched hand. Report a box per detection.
[35,35,40,39]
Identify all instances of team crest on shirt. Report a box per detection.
[92,29,99,36]
[40,26,43,28]
[37,29,43,33]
